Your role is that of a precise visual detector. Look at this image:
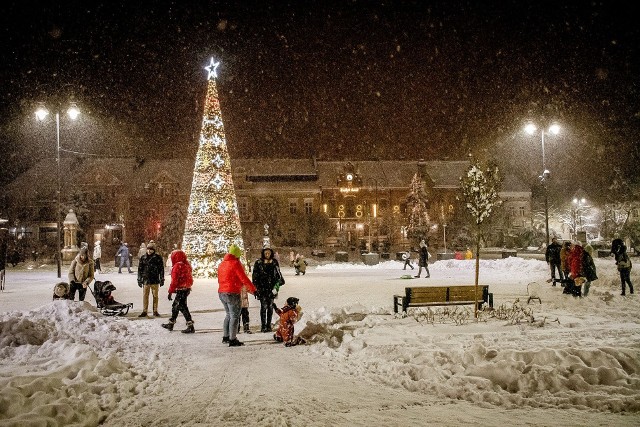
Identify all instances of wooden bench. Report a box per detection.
[393,285,493,313]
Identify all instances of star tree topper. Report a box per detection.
[205,58,220,80]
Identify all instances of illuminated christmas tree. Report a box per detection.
[182,58,246,278]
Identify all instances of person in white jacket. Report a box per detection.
[93,241,102,273]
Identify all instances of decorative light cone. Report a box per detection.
[182,58,246,278]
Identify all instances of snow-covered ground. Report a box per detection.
[1,256,639,426]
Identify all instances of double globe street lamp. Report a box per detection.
[524,122,560,247]
[35,103,81,278]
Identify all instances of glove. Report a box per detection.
[272,302,278,310]
[168,293,172,301]
[160,282,164,287]
[254,290,261,299]
[138,281,143,288]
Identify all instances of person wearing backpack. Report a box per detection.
[162,249,195,333]
[612,239,634,296]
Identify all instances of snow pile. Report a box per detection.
[299,302,640,413]
[0,301,168,426]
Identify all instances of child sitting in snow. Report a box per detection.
[272,297,305,347]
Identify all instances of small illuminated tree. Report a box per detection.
[182,58,246,277]
[459,159,502,317]
[406,173,430,241]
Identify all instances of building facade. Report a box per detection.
[1,157,532,260]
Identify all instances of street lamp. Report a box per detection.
[525,123,560,247]
[35,102,81,278]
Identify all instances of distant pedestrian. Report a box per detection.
[93,241,102,273]
[137,242,146,266]
[162,249,195,333]
[612,239,634,296]
[116,242,132,274]
[402,251,414,270]
[67,246,94,301]
[465,248,473,259]
[414,240,430,278]
[293,254,307,275]
[137,241,165,317]
[217,244,257,347]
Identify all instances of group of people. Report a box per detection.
[65,239,303,347]
[545,236,634,297]
[217,245,302,347]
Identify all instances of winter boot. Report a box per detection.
[244,323,252,334]
[161,320,175,331]
[181,321,195,334]
[228,338,244,347]
[222,336,230,343]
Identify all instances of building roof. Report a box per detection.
[3,157,530,200]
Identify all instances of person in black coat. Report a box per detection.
[612,240,634,296]
[414,240,430,278]
[581,249,598,297]
[252,247,285,332]
[545,237,563,285]
[137,241,165,317]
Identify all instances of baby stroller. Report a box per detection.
[90,280,133,316]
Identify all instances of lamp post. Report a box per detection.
[525,123,560,247]
[35,103,80,278]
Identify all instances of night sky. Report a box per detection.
[0,1,638,201]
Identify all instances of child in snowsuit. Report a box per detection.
[162,250,195,333]
[272,297,305,347]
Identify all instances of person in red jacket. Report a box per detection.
[565,242,584,297]
[162,250,195,333]
[217,244,257,347]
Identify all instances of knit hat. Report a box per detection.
[228,244,242,259]
[147,242,156,251]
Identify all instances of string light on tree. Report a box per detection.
[182,57,246,277]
